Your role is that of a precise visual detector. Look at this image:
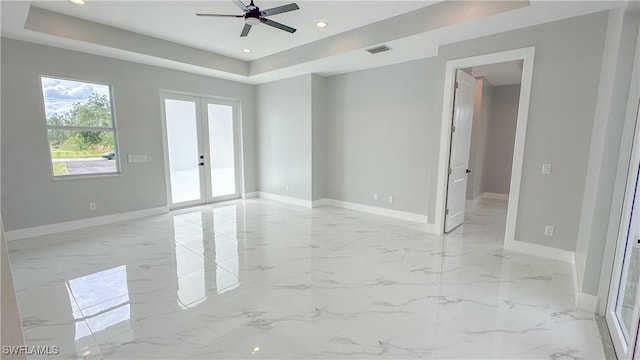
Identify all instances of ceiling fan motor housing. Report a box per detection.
[245,4,262,25]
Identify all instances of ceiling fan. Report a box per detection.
[196,0,300,37]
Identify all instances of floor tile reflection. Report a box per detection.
[9,198,604,359]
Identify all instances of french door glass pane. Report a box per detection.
[165,99,201,204]
[615,163,640,341]
[207,104,236,198]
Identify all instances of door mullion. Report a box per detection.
[201,100,214,202]
[195,97,208,203]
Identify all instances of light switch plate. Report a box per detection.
[542,164,552,175]
[132,155,148,163]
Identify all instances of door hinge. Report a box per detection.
[445,209,449,215]
[454,82,459,90]
[448,168,452,175]
[452,125,456,133]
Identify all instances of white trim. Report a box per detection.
[467,193,484,209]
[5,206,169,241]
[257,192,313,208]
[435,47,535,243]
[312,198,327,208]
[503,238,574,263]
[255,194,436,232]
[322,199,436,232]
[577,293,599,313]
[571,254,599,313]
[482,192,510,201]
[241,192,258,199]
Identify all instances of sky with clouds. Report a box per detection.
[41,77,110,119]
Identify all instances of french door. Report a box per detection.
[606,101,640,359]
[161,93,240,208]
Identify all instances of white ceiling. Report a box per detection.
[28,0,434,60]
[0,1,630,84]
[472,60,523,86]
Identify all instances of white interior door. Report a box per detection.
[445,70,476,232]
[162,94,240,208]
[606,102,640,359]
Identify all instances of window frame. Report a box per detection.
[40,75,122,179]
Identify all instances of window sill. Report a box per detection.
[51,173,122,182]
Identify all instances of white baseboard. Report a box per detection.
[571,254,598,312]
[504,238,574,263]
[254,195,436,233]
[5,206,169,241]
[466,195,483,209]
[505,239,597,312]
[241,192,258,199]
[257,192,312,208]
[312,198,327,208]
[575,292,598,313]
[323,199,435,230]
[482,192,510,201]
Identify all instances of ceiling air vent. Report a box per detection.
[366,45,391,54]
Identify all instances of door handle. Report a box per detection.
[199,162,204,166]
[466,169,471,173]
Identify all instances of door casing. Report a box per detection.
[434,47,535,243]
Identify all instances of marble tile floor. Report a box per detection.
[7,198,605,359]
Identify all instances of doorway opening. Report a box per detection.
[435,47,535,243]
[160,92,242,209]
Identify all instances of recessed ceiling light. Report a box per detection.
[243,49,251,53]
[315,21,328,28]
[69,0,85,5]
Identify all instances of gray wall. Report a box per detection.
[326,58,436,215]
[482,84,520,195]
[311,75,327,201]
[325,11,607,251]
[256,75,312,200]
[467,79,492,200]
[0,36,26,355]
[577,9,640,297]
[1,38,256,231]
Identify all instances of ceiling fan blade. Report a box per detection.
[233,0,249,12]
[196,13,244,18]
[240,23,252,37]
[260,18,296,33]
[261,3,299,17]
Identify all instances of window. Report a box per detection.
[40,76,119,177]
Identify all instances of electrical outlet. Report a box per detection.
[373,193,379,201]
[89,202,96,211]
[388,196,393,203]
[542,164,552,175]
[285,184,290,192]
[544,225,554,236]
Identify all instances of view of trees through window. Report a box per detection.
[41,77,119,176]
